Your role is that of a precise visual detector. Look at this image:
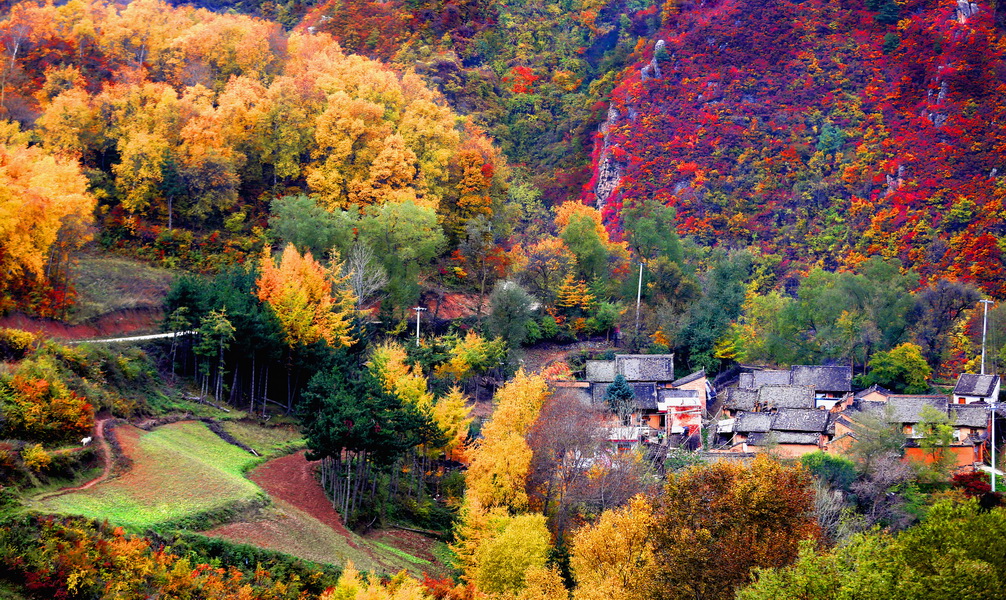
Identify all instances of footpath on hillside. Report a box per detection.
[37,417,113,501]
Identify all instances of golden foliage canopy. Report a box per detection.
[255,243,355,349]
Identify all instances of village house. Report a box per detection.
[829,395,989,468]
[952,373,1001,404]
[577,354,710,448]
[735,365,853,409]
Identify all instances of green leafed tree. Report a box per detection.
[488,280,536,354]
[860,342,932,394]
[357,200,445,311]
[604,373,635,425]
[268,194,355,260]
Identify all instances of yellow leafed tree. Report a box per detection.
[432,386,473,460]
[255,243,355,348]
[369,341,473,459]
[0,135,95,311]
[369,340,433,410]
[570,495,656,600]
[472,513,552,596]
[460,369,550,537]
[319,562,434,600]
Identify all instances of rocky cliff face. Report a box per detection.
[956,0,979,24]
[593,104,624,210]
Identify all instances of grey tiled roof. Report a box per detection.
[792,365,853,392]
[886,396,949,424]
[735,411,774,433]
[616,354,675,381]
[752,370,793,388]
[748,431,821,446]
[739,373,755,389]
[951,404,989,428]
[953,374,1000,398]
[631,383,658,410]
[758,385,816,409]
[551,385,593,407]
[855,384,893,399]
[826,412,839,435]
[590,382,607,405]
[672,369,706,387]
[772,408,830,433]
[585,360,616,382]
[724,388,758,411]
[589,381,659,410]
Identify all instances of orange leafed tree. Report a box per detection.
[0,375,94,443]
[255,243,356,349]
[0,133,95,314]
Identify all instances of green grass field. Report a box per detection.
[220,421,304,458]
[33,422,263,531]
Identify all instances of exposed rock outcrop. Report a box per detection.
[594,104,624,209]
[641,39,666,81]
[956,0,979,24]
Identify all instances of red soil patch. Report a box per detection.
[0,308,162,340]
[244,450,359,546]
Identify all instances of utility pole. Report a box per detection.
[981,299,994,375]
[979,299,997,490]
[994,402,999,492]
[413,306,426,343]
[635,262,644,332]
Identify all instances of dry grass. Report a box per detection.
[206,500,389,572]
[70,254,176,323]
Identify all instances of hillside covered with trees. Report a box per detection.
[0,0,1005,599]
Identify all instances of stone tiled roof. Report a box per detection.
[734,411,774,433]
[855,384,893,399]
[632,383,658,410]
[723,388,758,412]
[885,396,949,424]
[751,370,793,388]
[953,374,1000,398]
[758,385,816,410]
[951,404,989,428]
[826,412,840,435]
[772,408,830,433]
[616,354,675,381]
[749,431,822,446]
[739,373,755,389]
[551,385,593,407]
[672,368,706,387]
[791,365,853,392]
[585,360,616,382]
[590,382,607,405]
[589,381,659,410]
[660,389,699,403]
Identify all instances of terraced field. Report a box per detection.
[29,419,448,577]
[33,421,264,530]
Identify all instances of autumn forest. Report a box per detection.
[1,0,1006,598]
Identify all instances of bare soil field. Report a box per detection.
[206,450,449,577]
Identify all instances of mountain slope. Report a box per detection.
[590,0,1006,295]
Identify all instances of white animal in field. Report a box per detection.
[81,437,92,446]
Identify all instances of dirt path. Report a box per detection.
[37,418,113,500]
